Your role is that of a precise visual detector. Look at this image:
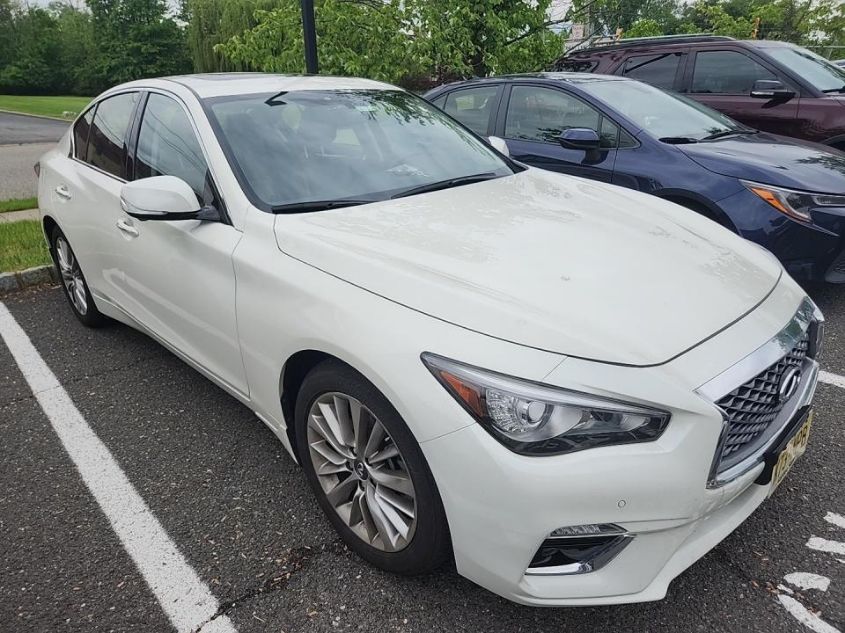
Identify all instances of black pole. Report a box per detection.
[301,0,318,74]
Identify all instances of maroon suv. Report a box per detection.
[556,35,845,149]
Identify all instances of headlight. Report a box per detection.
[743,180,845,223]
[421,353,670,456]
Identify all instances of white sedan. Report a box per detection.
[36,74,823,606]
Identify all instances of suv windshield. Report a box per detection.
[579,79,745,142]
[205,89,514,210]
[764,45,845,93]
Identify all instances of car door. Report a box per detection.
[685,49,800,136]
[51,92,141,303]
[430,84,502,136]
[497,83,618,182]
[116,90,248,396]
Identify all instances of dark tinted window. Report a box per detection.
[442,86,498,135]
[556,59,599,72]
[136,93,212,204]
[620,53,682,89]
[86,92,138,178]
[691,51,776,94]
[73,106,95,160]
[505,85,617,148]
[431,94,446,109]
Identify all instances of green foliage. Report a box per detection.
[624,19,665,38]
[0,0,189,95]
[217,0,565,87]
[0,197,38,213]
[0,95,91,118]
[572,0,845,49]
[0,220,50,272]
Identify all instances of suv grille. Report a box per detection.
[715,333,809,467]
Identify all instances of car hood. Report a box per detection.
[677,132,845,194]
[273,169,781,367]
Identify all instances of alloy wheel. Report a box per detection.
[55,236,88,315]
[306,392,417,552]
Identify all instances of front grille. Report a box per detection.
[715,333,809,468]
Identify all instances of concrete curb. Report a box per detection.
[0,264,57,294]
[0,108,73,122]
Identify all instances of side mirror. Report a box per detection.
[558,128,601,150]
[751,80,795,100]
[120,175,211,221]
[488,135,510,157]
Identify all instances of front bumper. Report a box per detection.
[418,282,821,606]
[718,188,845,283]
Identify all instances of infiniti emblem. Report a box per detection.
[778,367,802,402]
[353,461,368,480]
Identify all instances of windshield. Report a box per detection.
[765,45,845,93]
[205,89,514,210]
[579,79,745,141]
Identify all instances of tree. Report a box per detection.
[87,0,191,91]
[216,0,565,86]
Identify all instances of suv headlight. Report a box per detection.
[743,180,845,223]
[422,353,670,456]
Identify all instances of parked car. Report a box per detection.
[555,35,845,149]
[38,74,823,606]
[425,73,845,284]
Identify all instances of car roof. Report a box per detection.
[111,73,397,99]
[431,72,629,92]
[567,35,801,58]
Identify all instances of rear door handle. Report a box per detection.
[116,218,139,237]
[55,184,71,200]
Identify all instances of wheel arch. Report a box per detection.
[279,348,368,460]
[655,190,737,232]
[42,214,58,245]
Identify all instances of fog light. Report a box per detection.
[526,524,633,576]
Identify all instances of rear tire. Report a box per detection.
[295,359,451,575]
[50,226,109,328]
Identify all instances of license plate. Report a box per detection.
[769,410,814,496]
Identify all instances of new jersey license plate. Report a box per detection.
[769,409,814,497]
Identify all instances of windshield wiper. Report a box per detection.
[390,172,500,199]
[822,85,845,94]
[270,199,374,214]
[659,136,699,144]
[702,129,758,141]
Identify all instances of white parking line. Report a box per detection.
[819,370,845,390]
[0,303,237,633]
[806,537,845,557]
[776,594,841,633]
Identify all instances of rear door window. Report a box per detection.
[73,106,95,160]
[619,53,683,89]
[441,86,499,135]
[86,92,139,178]
[691,50,776,94]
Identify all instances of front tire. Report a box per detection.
[295,359,451,575]
[50,226,108,328]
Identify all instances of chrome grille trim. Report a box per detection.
[696,297,824,488]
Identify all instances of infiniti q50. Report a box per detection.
[37,74,823,605]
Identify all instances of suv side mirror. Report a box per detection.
[751,80,795,100]
[558,128,601,150]
[488,135,510,157]
[120,176,218,221]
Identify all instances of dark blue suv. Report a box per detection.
[425,73,845,284]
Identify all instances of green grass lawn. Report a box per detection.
[0,95,91,119]
[0,197,37,213]
[0,220,50,272]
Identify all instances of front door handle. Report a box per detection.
[55,184,72,200]
[116,218,139,237]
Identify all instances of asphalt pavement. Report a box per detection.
[0,111,68,145]
[0,112,67,199]
[0,284,843,633]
